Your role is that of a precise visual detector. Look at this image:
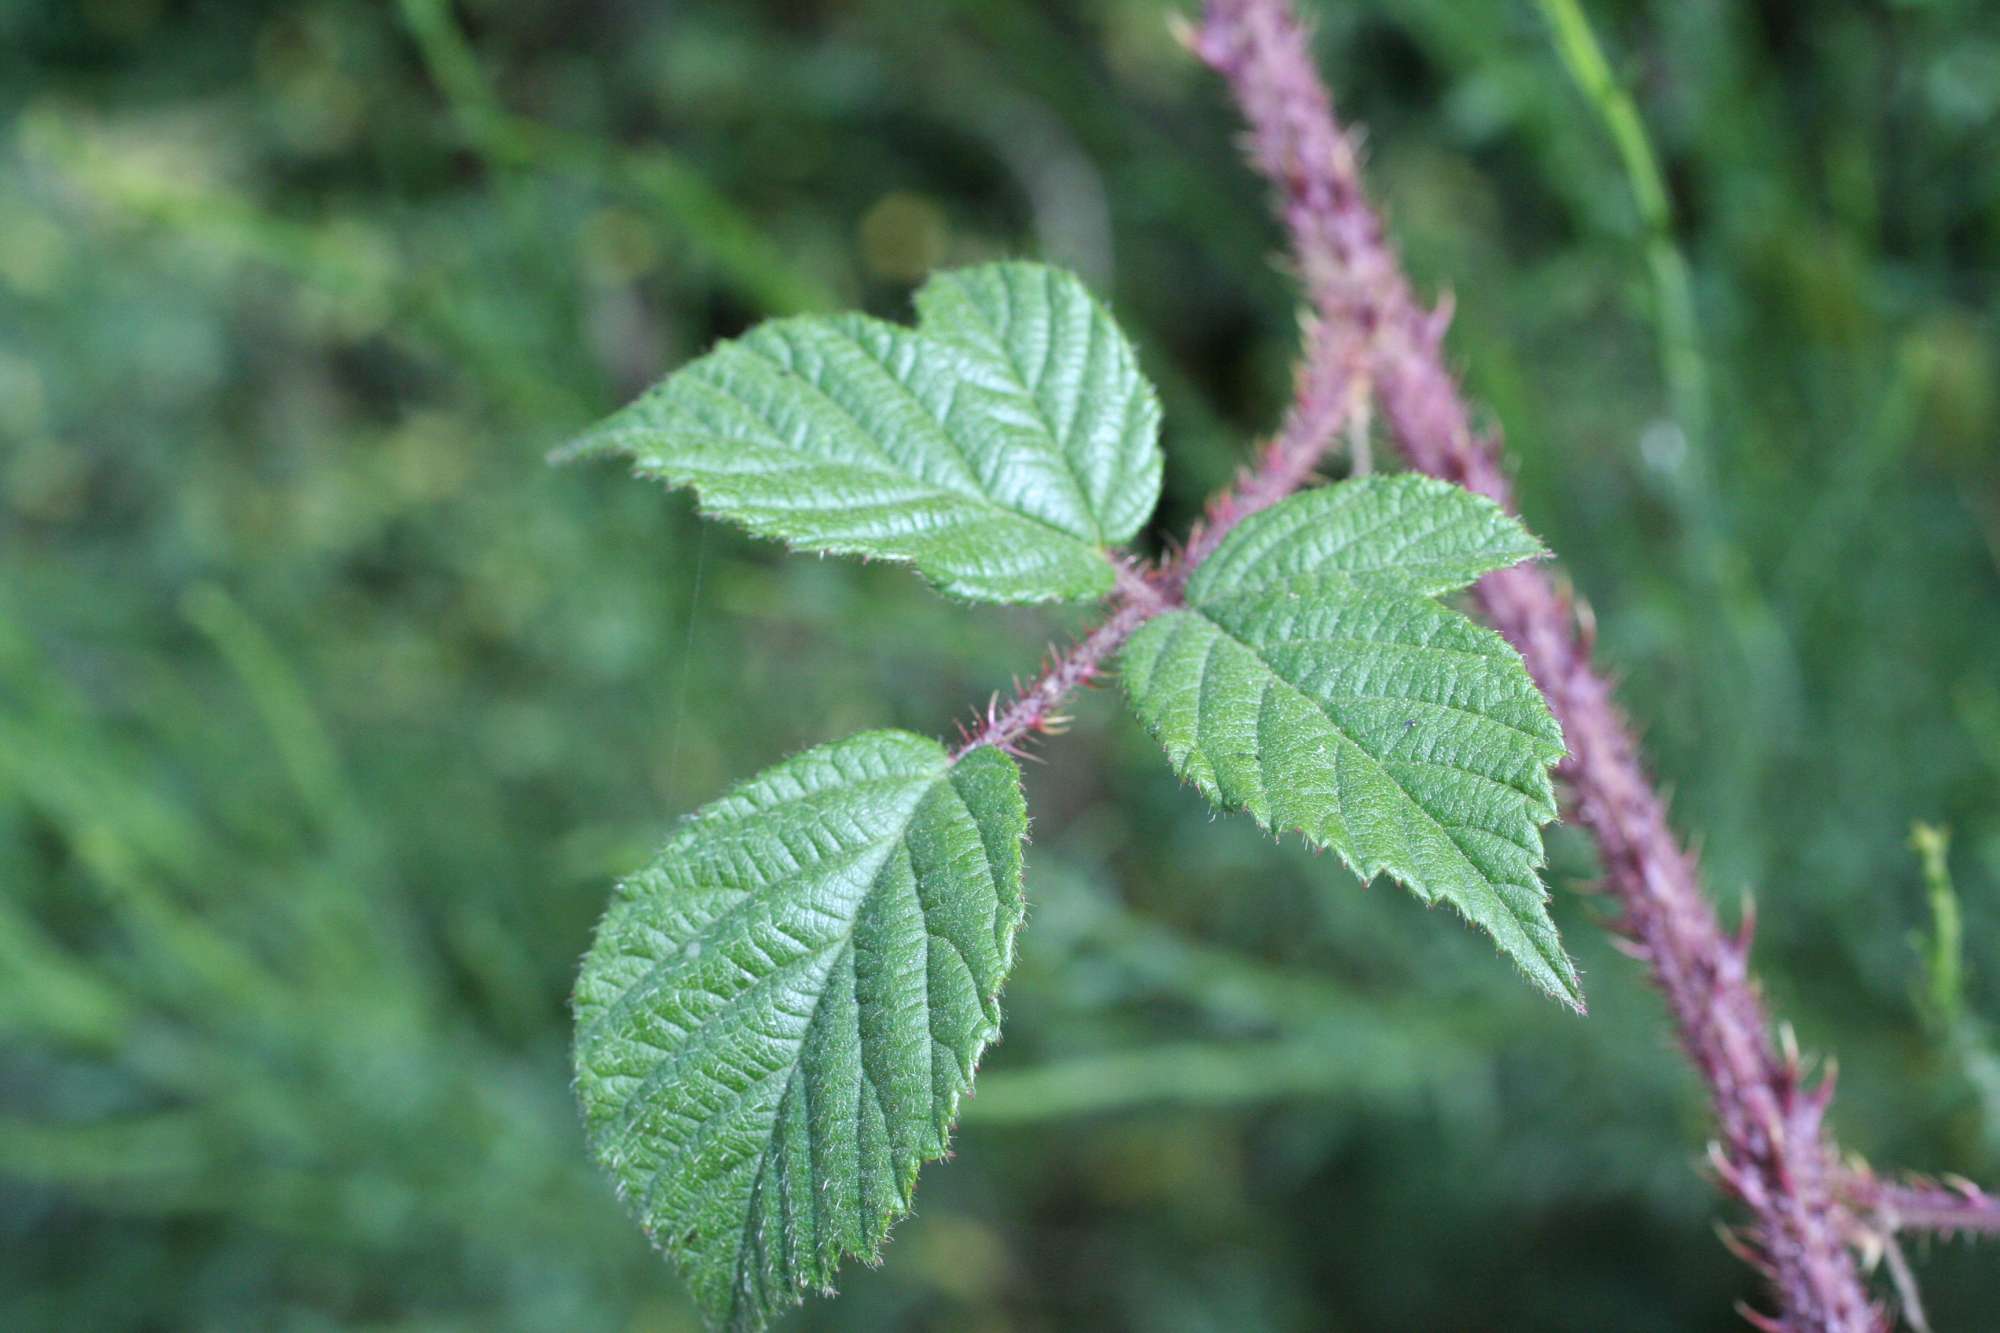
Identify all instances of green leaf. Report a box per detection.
[1182,466,1548,599]
[563,261,1163,604]
[912,262,1163,546]
[572,731,1027,1331]
[1120,475,1582,1009]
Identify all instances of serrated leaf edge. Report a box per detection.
[573,734,1028,1330]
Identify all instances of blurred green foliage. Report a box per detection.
[3,0,1998,1328]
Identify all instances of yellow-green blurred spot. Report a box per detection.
[859,191,950,284]
[581,207,663,286]
[5,439,87,524]
[0,203,70,297]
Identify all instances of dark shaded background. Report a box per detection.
[3,0,1998,1328]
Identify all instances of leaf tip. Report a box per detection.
[1533,951,1588,1015]
[547,427,627,468]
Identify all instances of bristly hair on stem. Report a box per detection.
[948,332,1362,763]
[1193,0,1876,1325]
[1846,1172,2000,1241]
[944,5,1996,1327]
[948,590,1161,762]
[1188,0,2000,1328]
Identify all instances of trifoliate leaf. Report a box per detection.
[572,731,1027,1331]
[1120,475,1581,1008]
[563,262,1163,604]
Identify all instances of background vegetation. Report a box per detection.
[4,0,1998,1327]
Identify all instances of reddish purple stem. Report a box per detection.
[1190,0,1940,1327]
[949,583,1163,760]
[948,335,1359,760]
[1177,320,1367,574]
[1847,1173,2000,1239]
[954,8,1996,1325]
[952,300,1362,757]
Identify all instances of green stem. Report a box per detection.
[1910,822,1964,1029]
[1536,0,1794,867]
[1536,0,1707,446]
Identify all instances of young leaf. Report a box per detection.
[572,731,1027,1332]
[1120,475,1582,1008]
[562,261,1163,604]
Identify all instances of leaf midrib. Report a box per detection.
[933,267,1109,544]
[1189,486,1538,601]
[579,773,936,1053]
[1180,604,1552,941]
[718,797,943,1327]
[609,421,1110,562]
[605,763,983,1329]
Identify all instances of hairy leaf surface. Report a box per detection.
[564,262,1162,603]
[1121,476,1581,1007]
[573,731,1026,1331]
